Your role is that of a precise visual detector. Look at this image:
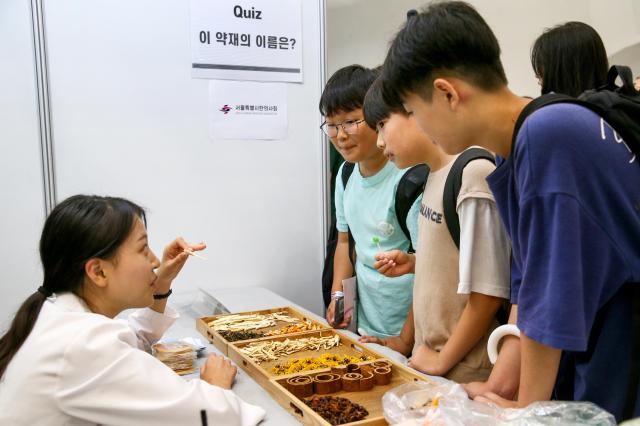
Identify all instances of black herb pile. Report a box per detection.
[304,396,368,425]
[218,330,265,342]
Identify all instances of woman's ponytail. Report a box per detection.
[0,195,144,379]
[0,291,48,378]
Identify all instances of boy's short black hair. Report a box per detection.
[531,21,608,97]
[319,65,380,117]
[363,78,407,129]
[381,1,507,107]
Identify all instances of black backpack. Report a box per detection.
[321,163,428,308]
[513,65,640,164]
[443,148,495,249]
[442,148,511,326]
[511,65,640,420]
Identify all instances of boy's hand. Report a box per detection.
[475,391,519,409]
[358,335,384,345]
[374,250,415,277]
[408,344,445,376]
[463,333,521,401]
[463,381,495,399]
[325,298,351,329]
[359,335,413,356]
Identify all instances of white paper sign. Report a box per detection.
[209,80,288,140]
[190,0,303,82]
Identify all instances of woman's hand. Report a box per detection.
[374,250,415,277]
[200,354,237,389]
[155,237,206,288]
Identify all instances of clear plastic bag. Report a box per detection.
[383,381,616,426]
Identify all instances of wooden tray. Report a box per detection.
[196,306,329,356]
[272,361,432,426]
[200,306,435,425]
[228,329,382,390]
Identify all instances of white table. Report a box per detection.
[163,286,444,425]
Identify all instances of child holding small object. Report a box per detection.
[0,195,265,426]
[320,65,423,339]
[358,78,511,384]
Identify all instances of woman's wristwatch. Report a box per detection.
[153,289,173,300]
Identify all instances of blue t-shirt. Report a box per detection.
[335,160,420,338]
[487,103,640,420]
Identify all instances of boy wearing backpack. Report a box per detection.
[320,65,424,339]
[359,78,511,384]
[381,1,640,420]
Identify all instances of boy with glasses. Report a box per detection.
[320,65,421,340]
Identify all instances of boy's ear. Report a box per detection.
[85,258,109,289]
[376,130,385,149]
[433,78,460,110]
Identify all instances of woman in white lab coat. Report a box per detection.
[0,195,265,426]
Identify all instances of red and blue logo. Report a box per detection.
[219,104,231,114]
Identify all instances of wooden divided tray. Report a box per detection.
[198,307,435,425]
[228,329,382,389]
[272,361,431,426]
[196,306,329,356]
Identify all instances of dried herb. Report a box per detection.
[265,320,322,336]
[240,335,341,363]
[209,312,297,331]
[305,396,368,425]
[219,330,265,342]
[272,353,371,375]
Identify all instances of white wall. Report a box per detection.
[4,0,637,325]
[0,0,327,318]
[327,0,640,97]
[0,0,46,327]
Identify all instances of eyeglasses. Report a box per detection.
[320,119,365,138]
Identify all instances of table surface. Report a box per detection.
[164,286,444,425]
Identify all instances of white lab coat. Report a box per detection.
[0,293,265,426]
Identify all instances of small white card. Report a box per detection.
[209,80,288,140]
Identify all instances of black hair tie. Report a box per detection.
[406,9,418,20]
[37,286,53,297]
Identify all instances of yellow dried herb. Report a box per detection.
[271,353,371,375]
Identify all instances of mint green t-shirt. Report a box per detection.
[335,161,421,338]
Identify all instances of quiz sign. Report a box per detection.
[190,0,303,82]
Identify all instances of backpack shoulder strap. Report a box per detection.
[341,161,356,189]
[395,164,429,252]
[443,148,495,249]
[607,65,636,95]
[511,93,576,154]
[340,161,356,264]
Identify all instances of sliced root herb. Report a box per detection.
[265,320,322,336]
[239,335,341,363]
[208,312,298,332]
